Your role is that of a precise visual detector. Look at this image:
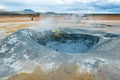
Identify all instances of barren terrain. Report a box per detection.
[0,14,120,80]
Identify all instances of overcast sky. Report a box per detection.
[0,0,120,13]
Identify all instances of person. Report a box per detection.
[31,17,33,21]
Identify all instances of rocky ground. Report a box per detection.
[0,16,120,80]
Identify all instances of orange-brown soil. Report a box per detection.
[87,14,120,20]
[0,24,29,34]
[0,21,40,39]
[0,16,40,22]
[7,66,95,80]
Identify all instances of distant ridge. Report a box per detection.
[0,11,40,17]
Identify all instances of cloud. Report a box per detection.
[3,0,61,6]
[109,0,120,4]
[0,0,120,13]
[0,5,5,10]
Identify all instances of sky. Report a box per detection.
[0,0,120,13]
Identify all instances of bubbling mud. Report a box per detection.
[37,30,99,53]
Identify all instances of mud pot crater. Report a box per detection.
[37,30,99,53]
